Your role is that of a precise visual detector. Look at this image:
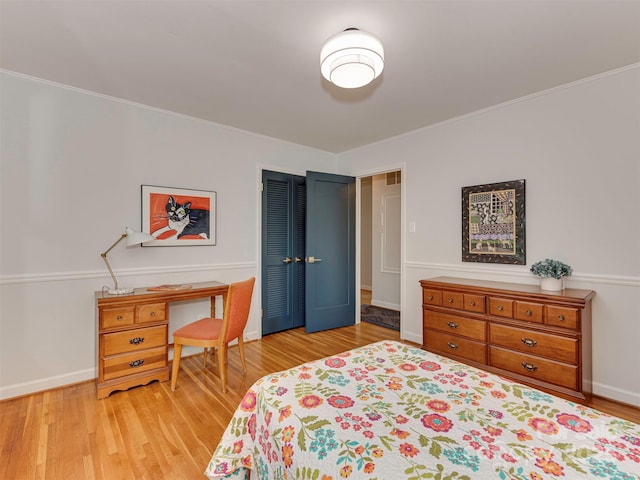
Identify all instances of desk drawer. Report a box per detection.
[424,329,486,364]
[136,303,166,324]
[101,307,135,329]
[104,325,167,356]
[424,310,485,341]
[489,323,577,364]
[490,346,577,390]
[103,346,167,381]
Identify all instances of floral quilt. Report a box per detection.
[206,340,640,479]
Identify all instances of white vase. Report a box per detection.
[540,277,563,291]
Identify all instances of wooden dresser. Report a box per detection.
[95,281,228,399]
[420,277,595,402]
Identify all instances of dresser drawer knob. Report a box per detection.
[428,295,434,300]
[129,337,145,345]
[469,301,476,306]
[497,305,504,311]
[150,311,156,317]
[447,321,458,329]
[447,342,459,350]
[129,359,144,368]
[448,298,454,303]
[558,315,565,321]
[521,337,537,347]
[117,315,123,320]
[521,362,538,372]
[525,310,532,316]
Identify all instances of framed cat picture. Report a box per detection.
[141,185,216,246]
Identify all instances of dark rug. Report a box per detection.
[360,304,400,331]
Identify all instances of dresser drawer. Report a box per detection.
[135,303,166,324]
[101,307,135,329]
[103,325,167,356]
[423,288,442,306]
[514,301,543,323]
[442,291,463,309]
[489,297,513,318]
[489,324,578,364]
[423,310,486,341]
[424,329,486,364]
[489,346,577,390]
[546,305,578,329]
[102,346,167,381]
[464,294,485,313]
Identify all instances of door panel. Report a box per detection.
[262,171,305,335]
[305,171,356,333]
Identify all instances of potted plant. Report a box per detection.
[530,259,572,291]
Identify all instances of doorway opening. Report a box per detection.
[360,171,401,330]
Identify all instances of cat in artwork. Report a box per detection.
[151,196,209,239]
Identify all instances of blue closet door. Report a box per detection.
[305,171,356,333]
[261,170,305,335]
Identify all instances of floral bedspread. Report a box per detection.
[206,340,640,479]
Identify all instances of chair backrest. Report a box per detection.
[221,277,255,343]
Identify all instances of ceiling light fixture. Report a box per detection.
[320,28,384,89]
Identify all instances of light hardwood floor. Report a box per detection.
[1,321,638,479]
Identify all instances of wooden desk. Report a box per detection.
[95,281,229,399]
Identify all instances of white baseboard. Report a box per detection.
[401,330,422,345]
[371,299,400,311]
[592,382,640,407]
[0,368,96,400]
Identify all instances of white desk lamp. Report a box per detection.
[101,227,155,295]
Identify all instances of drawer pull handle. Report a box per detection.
[129,337,145,345]
[448,298,454,303]
[150,311,156,317]
[129,359,144,368]
[525,310,532,316]
[497,305,504,311]
[117,315,123,320]
[447,342,459,350]
[521,362,538,372]
[558,315,565,321]
[469,301,476,307]
[428,295,434,300]
[447,321,458,329]
[521,337,537,347]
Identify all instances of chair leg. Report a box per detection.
[203,348,208,368]
[217,342,227,393]
[238,336,247,372]
[171,343,183,391]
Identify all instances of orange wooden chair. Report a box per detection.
[171,277,255,393]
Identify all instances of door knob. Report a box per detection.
[283,257,292,264]
[306,256,323,263]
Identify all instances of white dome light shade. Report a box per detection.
[320,28,384,89]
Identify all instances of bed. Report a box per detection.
[205,340,640,479]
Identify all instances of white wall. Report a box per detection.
[370,174,401,309]
[341,65,640,406]
[2,66,639,407]
[360,177,372,290]
[0,72,335,399]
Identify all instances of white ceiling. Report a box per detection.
[1,1,639,153]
